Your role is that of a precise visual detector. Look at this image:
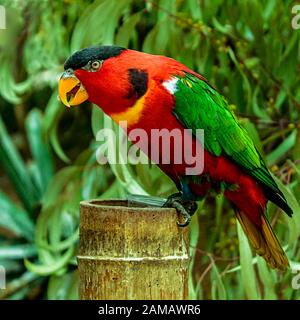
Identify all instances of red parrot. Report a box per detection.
[58,46,292,270]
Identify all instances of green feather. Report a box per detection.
[172,72,291,215]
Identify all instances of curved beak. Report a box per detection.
[58,71,89,107]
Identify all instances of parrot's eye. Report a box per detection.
[83,60,103,72]
[91,60,102,70]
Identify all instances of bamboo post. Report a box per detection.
[78,199,190,300]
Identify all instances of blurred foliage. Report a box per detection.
[0,0,300,300]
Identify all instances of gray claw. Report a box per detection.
[163,194,197,227]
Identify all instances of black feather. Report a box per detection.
[64,45,125,70]
[128,68,148,98]
[263,186,293,217]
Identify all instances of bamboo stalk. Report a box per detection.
[78,199,190,300]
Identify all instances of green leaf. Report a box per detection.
[188,210,200,300]
[25,109,54,195]
[47,271,78,300]
[115,12,141,47]
[0,271,39,300]
[101,116,149,195]
[0,115,38,212]
[0,191,34,241]
[257,257,277,300]
[25,246,74,276]
[211,260,227,300]
[0,245,37,260]
[91,104,104,138]
[49,126,71,163]
[240,118,265,158]
[237,222,260,299]
[42,166,80,209]
[71,0,131,51]
[251,86,271,120]
[0,62,21,104]
[43,92,70,163]
[228,47,252,112]
[266,130,296,166]
[273,176,300,247]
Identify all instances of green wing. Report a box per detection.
[172,73,292,216]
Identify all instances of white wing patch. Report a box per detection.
[162,77,178,94]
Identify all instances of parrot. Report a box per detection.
[58,45,293,271]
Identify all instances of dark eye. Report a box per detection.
[90,60,102,71]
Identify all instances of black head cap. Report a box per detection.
[64,45,126,70]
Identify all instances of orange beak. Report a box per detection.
[58,71,89,107]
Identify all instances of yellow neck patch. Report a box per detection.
[110,86,150,128]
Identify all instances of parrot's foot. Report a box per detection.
[163,193,198,227]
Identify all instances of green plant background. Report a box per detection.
[0,0,299,299]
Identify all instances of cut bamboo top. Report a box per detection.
[79,199,189,260]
